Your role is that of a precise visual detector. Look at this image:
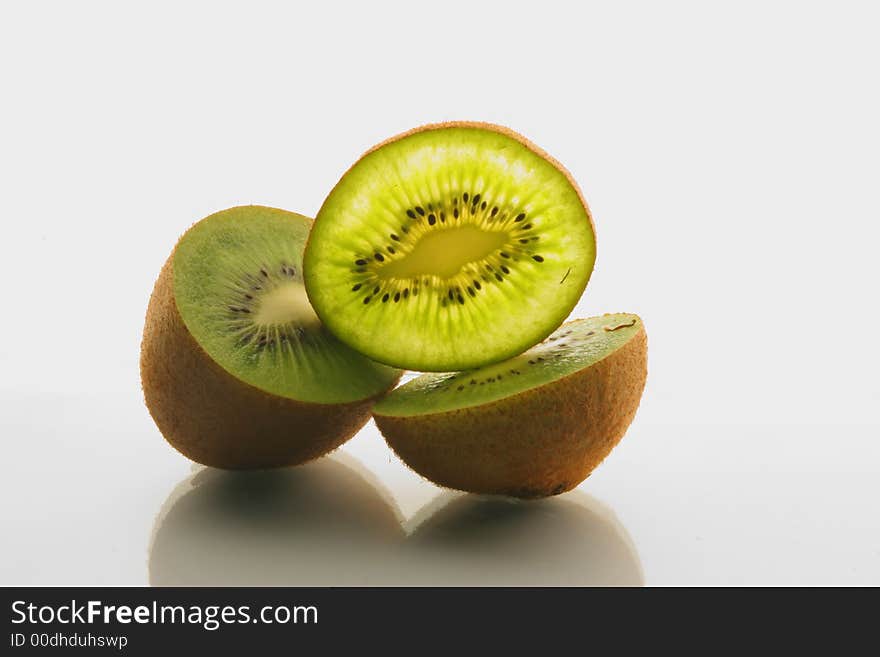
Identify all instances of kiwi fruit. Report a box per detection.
[141,205,401,469]
[303,122,596,372]
[373,314,647,498]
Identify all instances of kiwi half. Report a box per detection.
[141,206,401,469]
[304,122,596,372]
[373,314,647,498]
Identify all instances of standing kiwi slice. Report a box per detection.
[373,314,647,498]
[141,206,401,469]
[304,122,596,372]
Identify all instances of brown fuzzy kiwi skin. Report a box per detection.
[373,320,647,499]
[140,256,400,470]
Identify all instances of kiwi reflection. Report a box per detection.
[399,491,644,586]
[149,453,405,586]
[150,455,643,586]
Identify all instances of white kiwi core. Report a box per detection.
[254,283,321,328]
[377,226,510,280]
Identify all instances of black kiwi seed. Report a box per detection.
[463,193,469,202]
[406,209,416,219]
[491,207,498,217]
[458,385,464,391]
[500,265,510,274]
[364,297,371,304]
[390,233,399,241]
[394,292,400,302]
[260,268,269,277]
[403,288,409,298]
[495,273,503,281]
[448,289,454,300]
[355,259,367,266]
[520,239,529,244]
[440,212,446,222]
[388,246,396,254]
[473,280,481,290]
[467,287,475,297]
[352,283,362,291]
[481,201,487,210]
[374,253,385,262]
[428,214,436,225]
[373,286,380,294]
[415,206,425,216]
[515,213,526,222]
[473,194,481,204]
[522,223,533,230]
[532,255,544,262]
[453,209,459,218]
[382,294,390,303]
[500,252,510,259]
[457,294,464,304]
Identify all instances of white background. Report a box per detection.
[1,1,878,585]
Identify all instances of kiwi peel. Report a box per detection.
[141,206,401,469]
[303,122,596,372]
[373,314,647,498]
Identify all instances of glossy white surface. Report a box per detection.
[1,391,877,586]
[1,2,878,586]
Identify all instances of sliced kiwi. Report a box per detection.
[373,314,647,498]
[141,206,401,469]
[304,122,596,372]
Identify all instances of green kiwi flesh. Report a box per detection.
[374,314,641,416]
[172,206,400,403]
[304,123,596,372]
